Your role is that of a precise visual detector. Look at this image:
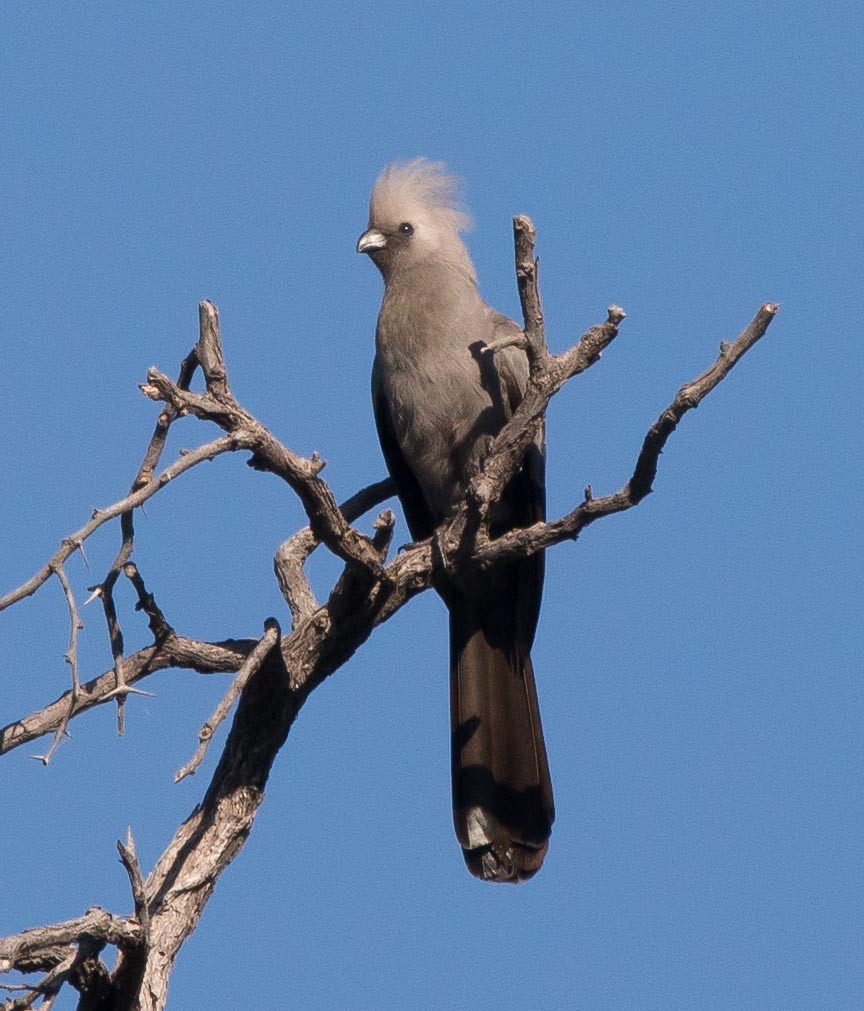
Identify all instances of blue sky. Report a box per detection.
[2,2,862,1008]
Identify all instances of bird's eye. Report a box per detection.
[398,222,414,235]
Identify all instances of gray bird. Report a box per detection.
[357,159,554,882]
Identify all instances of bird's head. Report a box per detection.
[357,158,475,284]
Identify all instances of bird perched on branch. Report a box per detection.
[357,159,554,882]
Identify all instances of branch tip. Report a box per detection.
[373,509,396,531]
[482,332,529,354]
[175,621,279,782]
[512,213,536,240]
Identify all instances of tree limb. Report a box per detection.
[0,637,254,756]
[0,909,143,975]
[273,477,394,626]
[142,301,387,581]
[471,300,780,566]
[96,349,200,727]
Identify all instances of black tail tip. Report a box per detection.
[463,839,549,883]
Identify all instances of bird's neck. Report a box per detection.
[394,256,477,306]
[384,252,477,300]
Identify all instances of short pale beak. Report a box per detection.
[357,228,387,254]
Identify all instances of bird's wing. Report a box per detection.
[484,311,546,648]
[371,357,438,542]
[450,311,553,880]
[486,311,546,516]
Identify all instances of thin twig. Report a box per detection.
[481,331,528,354]
[95,348,200,723]
[472,302,780,566]
[470,299,625,520]
[55,566,82,697]
[141,301,387,582]
[0,435,239,613]
[1,637,254,756]
[30,566,83,766]
[175,621,280,782]
[274,477,394,626]
[123,563,173,644]
[117,828,150,939]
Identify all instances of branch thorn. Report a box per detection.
[103,685,156,700]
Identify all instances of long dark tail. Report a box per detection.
[449,583,554,882]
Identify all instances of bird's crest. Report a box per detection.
[370,158,472,235]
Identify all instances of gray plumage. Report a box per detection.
[358,159,554,882]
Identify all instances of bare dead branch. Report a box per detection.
[117,828,149,939]
[471,302,780,567]
[274,477,394,625]
[122,563,173,643]
[513,213,549,368]
[0,435,239,613]
[115,527,426,1007]
[1,637,253,756]
[0,954,75,1010]
[114,642,289,1008]
[626,302,778,503]
[138,349,201,490]
[481,330,528,354]
[471,298,625,520]
[462,229,624,554]
[194,300,228,397]
[274,526,320,626]
[141,302,387,583]
[0,909,142,976]
[2,473,394,758]
[35,965,72,1010]
[30,566,84,766]
[67,940,113,1009]
[95,351,199,727]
